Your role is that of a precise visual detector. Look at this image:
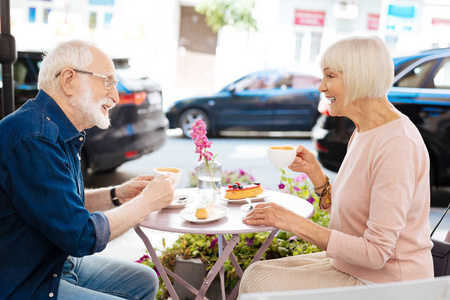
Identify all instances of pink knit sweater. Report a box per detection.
[326,114,434,283]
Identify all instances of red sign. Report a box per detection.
[432,18,450,26]
[368,13,380,30]
[294,10,325,27]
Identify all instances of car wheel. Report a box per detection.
[178,108,210,138]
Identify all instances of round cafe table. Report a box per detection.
[135,188,315,300]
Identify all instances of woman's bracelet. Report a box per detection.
[314,175,330,197]
[314,175,331,209]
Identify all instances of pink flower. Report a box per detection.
[288,235,298,241]
[295,173,308,182]
[190,119,216,162]
[210,238,218,249]
[135,254,150,263]
[278,183,285,189]
[307,197,316,204]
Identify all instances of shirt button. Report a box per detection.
[79,137,84,142]
[49,292,54,297]
[53,273,57,277]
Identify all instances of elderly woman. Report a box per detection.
[239,35,433,294]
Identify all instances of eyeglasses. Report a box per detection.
[55,68,118,90]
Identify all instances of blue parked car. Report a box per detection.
[166,69,322,137]
[0,51,168,178]
[311,47,450,206]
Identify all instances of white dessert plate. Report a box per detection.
[220,190,274,204]
[165,194,194,209]
[179,205,228,223]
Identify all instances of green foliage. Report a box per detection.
[138,169,329,299]
[195,0,258,33]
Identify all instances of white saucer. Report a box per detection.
[179,205,228,223]
[240,204,254,213]
[165,194,194,209]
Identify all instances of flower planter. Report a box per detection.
[173,257,226,300]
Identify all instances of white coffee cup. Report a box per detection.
[267,145,297,168]
[153,167,182,187]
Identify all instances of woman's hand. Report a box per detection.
[288,145,320,175]
[242,202,302,232]
[288,145,328,189]
[115,175,154,204]
[243,202,331,250]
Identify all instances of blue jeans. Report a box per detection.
[58,255,158,299]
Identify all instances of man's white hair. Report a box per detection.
[38,40,96,92]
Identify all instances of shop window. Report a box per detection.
[89,0,114,5]
[310,32,322,62]
[104,13,113,29]
[294,32,303,66]
[89,12,97,29]
[29,7,36,23]
[43,8,51,24]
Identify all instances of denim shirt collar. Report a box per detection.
[34,90,86,144]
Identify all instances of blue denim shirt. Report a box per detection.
[0,91,110,299]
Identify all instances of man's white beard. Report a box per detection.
[75,80,112,130]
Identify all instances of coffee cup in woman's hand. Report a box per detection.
[267,145,296,168]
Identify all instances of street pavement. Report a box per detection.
[86,130,449,262]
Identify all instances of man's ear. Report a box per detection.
[58,68,77,96]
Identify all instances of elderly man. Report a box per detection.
[0,40,174,299]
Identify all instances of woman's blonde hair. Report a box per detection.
[320,35,394,104]
[38,40,96,92]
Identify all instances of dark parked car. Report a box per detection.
[0,51,168,178]
[312,47,450,206]
[166,69,322,137]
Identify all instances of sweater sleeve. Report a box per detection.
[326,135,422,269]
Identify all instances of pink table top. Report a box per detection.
[139,188,315,235]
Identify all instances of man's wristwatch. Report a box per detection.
[110,188,121,207]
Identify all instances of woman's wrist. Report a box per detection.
[312,175,331,210]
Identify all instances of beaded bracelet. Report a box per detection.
[314,175,331,209]
[314,175,330,197]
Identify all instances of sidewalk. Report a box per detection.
[96,207,450,262]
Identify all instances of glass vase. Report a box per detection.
[197,159,222,203]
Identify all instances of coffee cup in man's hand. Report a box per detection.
[153,167,182,187]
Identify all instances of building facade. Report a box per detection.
[8,0,450,104]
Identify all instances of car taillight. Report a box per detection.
[314,141,329,153]
[318,97,330,116]
[119,92,147,106]
[125,150,140,158]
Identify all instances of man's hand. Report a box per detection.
[140,175,175,211]
[115,175,154,204]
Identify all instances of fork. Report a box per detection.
[245,198,253,212]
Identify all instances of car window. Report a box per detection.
[394,57,422,76]
[235,73,277,91]
[14,61,28,84]
[433,58,450,89]
[113,58,130,69]
[291,75,321,88]
[395,60,435,88]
